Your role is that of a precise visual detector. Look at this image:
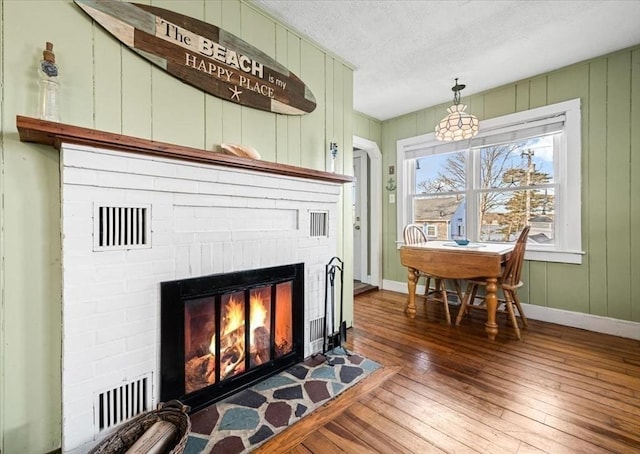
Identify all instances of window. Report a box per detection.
[397,99,583,264]
[425,224,438,238]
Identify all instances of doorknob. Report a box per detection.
[354,225,361,230]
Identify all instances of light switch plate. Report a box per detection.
[389,194,395,204]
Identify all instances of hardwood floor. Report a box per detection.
[255,289,640,454]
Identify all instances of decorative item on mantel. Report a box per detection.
[37,42,60,122]
[218,143,261,160]
[329,142,338,172]
[435,78,479,142]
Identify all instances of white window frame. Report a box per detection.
[396,98,584,264]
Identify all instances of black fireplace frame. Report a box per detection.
[160,263,305,412]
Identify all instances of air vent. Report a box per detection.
[309,211,328,237]
[94,373,152,433]
[309,316,325,354]
[94,204,151,251]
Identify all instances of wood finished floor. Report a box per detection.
[255,289,640,454]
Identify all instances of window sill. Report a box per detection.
[524,248,584,265]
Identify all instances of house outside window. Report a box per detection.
[397,99,583,264]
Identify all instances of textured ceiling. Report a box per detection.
[254,0,640,121]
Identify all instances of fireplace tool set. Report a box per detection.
[323,256,348,360]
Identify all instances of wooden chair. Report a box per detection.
[455,226,530,339]
[402,224,463,324]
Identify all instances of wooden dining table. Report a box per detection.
[400,240,514,340]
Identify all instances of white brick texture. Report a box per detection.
[60,144,341,452]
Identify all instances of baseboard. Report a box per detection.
[382,279,640,341]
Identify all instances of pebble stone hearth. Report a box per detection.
[184,348,380,453]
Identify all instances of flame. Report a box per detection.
[208,334,216,355]
[250,294,268,347]
[250,294,268,328]
[223,297,245,335]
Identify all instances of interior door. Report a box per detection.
[353,150,369,283]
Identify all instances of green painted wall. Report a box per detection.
[353,111,382,146]
[0,1,353,452]
[381,46,640,322]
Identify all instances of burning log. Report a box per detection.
[252,326,270,365]
[220,325,246,378]
[185,353,216,393]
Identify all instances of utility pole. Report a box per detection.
[521,148,535,226]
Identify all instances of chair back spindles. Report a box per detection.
[403,224,427,245]
[502,226,530,287]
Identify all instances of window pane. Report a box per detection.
[479,188,554,243]
[415,151,466,193]
[478,135,555,189]
[413,195,466,240]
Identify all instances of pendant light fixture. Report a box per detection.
[435,78,479,142]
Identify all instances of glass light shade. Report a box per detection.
[435,104,479,142]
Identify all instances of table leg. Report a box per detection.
[484,278,499,340]
[406,268,418,319]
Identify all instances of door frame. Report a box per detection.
[353,149,367,282]
[353,136,382,288]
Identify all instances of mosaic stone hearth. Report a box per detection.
[183,348,380,453]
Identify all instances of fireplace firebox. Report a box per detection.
[160,263,304,412]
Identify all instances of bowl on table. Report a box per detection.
[454,238,470,246]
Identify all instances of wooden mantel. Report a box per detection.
[16,116,354,184]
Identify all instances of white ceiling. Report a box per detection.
[254,0,640,121]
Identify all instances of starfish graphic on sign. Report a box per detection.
[229,86,242,101]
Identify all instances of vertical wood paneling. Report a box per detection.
[300,41,325,171]
[93,26,122,133]
[545,65,591,307]
[547,63,589,104]
[631,49,640,322]
[151,1,206,148]
[526,76,549,307]
[395,114,418,142]
[1,1,73,451]
[482,85,515,119]
[353,111,382,146]
[122,0,152,139]
[587,58,609,316]
[466,94,484,124]
[606,52,632,319]
[529,75,548,108]
[122,49,152,139]
[333,60,345,174]
[515,81,530,112]
[354,112,369,138]
[221,0,242,144]
[204,0,225,149]
[325,56,335,172]
[287,32,302,166]
[240,3,276,161]
[275,24,289,163]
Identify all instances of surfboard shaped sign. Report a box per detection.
[74,0,316,115]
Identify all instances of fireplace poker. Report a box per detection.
[323,256,347,358]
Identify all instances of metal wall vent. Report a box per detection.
[94,373,152,434]
[309,316,325,353]
[94,204,151,251]
[309,211,329,238]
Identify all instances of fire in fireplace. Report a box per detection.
[161,263,304,412]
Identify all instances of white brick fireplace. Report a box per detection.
[59,142,343,453]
